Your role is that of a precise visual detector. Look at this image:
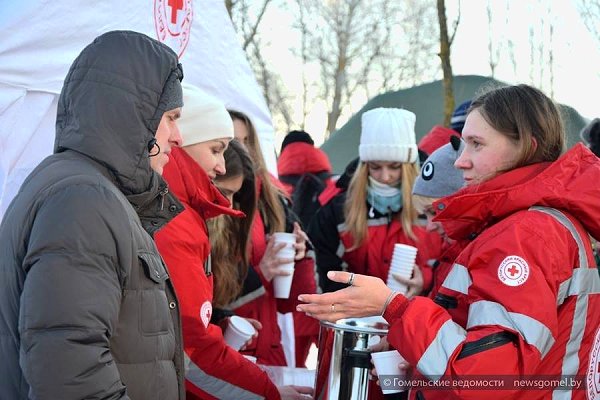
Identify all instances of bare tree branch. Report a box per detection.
[242,0,272,51]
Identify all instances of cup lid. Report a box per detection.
[321,315,389,334]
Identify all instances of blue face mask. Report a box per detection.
[366,177,403,216]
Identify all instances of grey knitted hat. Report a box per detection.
[162,78,183,112]
[412,136,465,198]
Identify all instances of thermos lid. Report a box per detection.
[321,315,389,334]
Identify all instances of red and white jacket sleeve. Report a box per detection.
[156,212,280,400]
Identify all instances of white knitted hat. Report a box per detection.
[359,108,418,163]
[178,83,234,147]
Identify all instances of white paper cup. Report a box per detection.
[272,232,296,266]
[371,350,407,394]
[273,266,295,298]
[272,232,296,298]
[224,316,256,351]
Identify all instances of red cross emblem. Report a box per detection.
[497,256,529,287]
[167,0,183,24]
[507,265,520,277]
[154,0,193,58]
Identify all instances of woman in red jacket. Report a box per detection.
[155,85,308,400]
[297,84,600,400]
[228,110,317,367]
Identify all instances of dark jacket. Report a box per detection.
[0,31,185,399]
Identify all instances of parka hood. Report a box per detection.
[54,30,184,196]
[277,142,332,177]
[434,144,600,241]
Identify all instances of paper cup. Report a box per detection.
[273,266,295,298]
[224,316,256,351]
[272,232,296,298]
[371,350,407,394]
[272,232,296,266]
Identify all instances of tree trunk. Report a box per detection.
[437,0,454,127]
[326,68,345,137]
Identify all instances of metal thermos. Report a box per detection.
[314,316,389,400]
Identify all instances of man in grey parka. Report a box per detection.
[0,31,186,399]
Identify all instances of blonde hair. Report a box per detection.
[228,110,286,233]
[344,162,419,250]
[412,194,438,215]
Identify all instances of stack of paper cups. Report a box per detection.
[224,316,256,350]
[386,244,417,294]
[271,232,296,298]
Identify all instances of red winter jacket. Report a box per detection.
[155,147,280,400]
[383,144,600,400]
[233,177,318,366]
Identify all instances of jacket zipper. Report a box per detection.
[456,332,515,360]
[159,187,168,211]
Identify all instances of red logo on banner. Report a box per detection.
[154,0,193,57]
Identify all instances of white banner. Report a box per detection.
[0,0,275,220]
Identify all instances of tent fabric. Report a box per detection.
[0,0,275,220]
[321,75,588,174]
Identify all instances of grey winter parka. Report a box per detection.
[0,31,185,399]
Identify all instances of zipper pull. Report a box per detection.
[159,187,168,211]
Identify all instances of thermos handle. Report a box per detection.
[343,348,372,369]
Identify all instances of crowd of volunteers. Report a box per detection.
[0,31,598,400]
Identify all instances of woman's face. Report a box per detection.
[233,119,250,149]
[215,175,244,204]
[422,204,454,245]
[455,109,521,186]
[366,161,403,186]
[183,138,232,180]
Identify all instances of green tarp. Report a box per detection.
[321,75,588,174]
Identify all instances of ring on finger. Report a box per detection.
[347,273,355,286]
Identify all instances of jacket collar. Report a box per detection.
[433,144,600,241]
[162,147,244,220]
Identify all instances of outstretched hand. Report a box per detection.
[296,271,394,322]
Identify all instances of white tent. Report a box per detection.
[0,0,277,220]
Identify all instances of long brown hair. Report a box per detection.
[209,140,257,307]
[344,162,419,250]
[228,110,286,233]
